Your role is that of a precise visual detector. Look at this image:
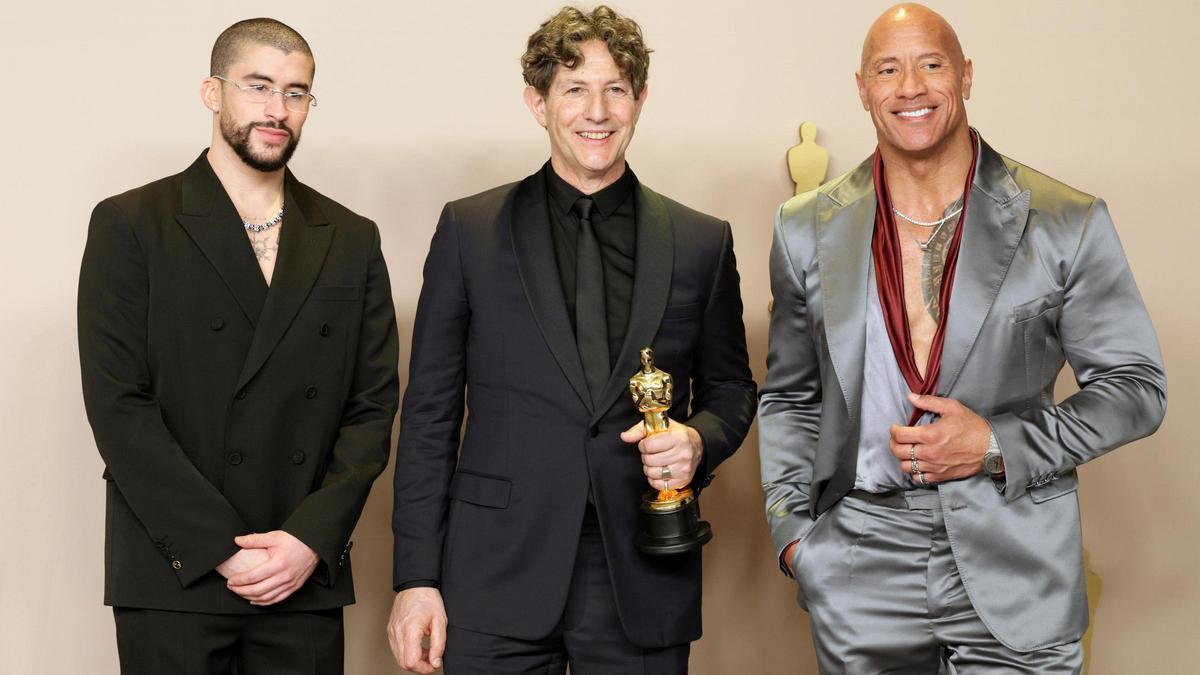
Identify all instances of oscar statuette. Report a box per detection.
[628,347,712,555]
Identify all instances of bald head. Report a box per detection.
[860,4,964,74]
[854,2,973,158]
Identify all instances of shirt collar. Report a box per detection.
[544,161,635,220]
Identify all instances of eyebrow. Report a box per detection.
[243,72,310,91]
[869,52,948,69]
[559,77,628,87]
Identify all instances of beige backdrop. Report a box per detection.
[2,1,1196,672]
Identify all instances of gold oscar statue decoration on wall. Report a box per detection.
[628,347,712,554]
[787,121,829,195]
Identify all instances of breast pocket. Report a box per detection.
[661,302,702,322]
[1013,290,1064,400]
[1012,290,1064,323]
[654,303,703,358]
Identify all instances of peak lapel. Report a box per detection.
[509,171,592,412]
[591,184,673,423]
[818,160,876,425]
[174,152,268,326]
[938,138,1029,396]
[234,174,333,390]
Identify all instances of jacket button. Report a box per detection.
[304,385,318,399]
[210,317,224,331]
[171,560,182,570]
[589,425,599,438]
[319,323,331,337]
[235,388,247,400]
[292,451,306,465]
[227,452,243,466]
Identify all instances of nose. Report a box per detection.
[263,90,288,121]
[897,67,926,99]
[584,90,608,122]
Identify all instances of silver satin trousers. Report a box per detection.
[793,489,1083,674]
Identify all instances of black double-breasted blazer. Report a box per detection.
[79,152,399,613]
[391,167,756,647]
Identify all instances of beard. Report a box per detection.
[219,112,301,172]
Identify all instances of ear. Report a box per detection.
[523,85,548,128]
[855,71,869,111]
[633,81,649,114]
[200,77,221,113]
[961,58,974,100]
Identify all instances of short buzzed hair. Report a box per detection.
[522,5,651,98]
[210,18,314,78]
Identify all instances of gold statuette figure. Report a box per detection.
[628,347,712,555]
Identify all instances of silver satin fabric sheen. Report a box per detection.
[760,134,1167,653]
[854,264,919,493]
[794,491,1083,672]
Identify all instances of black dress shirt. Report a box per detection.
[544,162,637,368]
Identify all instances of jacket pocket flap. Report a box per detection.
[1029,471,1078,503]
[311,285,361,301]
[449,470,512,508]
[1013,291,1065,323]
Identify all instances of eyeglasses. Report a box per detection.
[213,76,318,113]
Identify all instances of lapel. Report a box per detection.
[937,136,1030,396]
[234,171,334,390]
[510,169,593,412]
[590,183,673,424]
[816,158,876,425]
[175,152,269,326]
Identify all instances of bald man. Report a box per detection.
[760,4,1165,671]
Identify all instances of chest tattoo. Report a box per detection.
[919,207,962,323]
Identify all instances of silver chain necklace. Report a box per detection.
[243,201,284,234]
[892,204,963,228]
[893,202,963,251]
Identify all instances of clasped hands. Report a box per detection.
[888,393,991,485]
[216,530,319,606]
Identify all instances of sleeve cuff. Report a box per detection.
[394,579,441,592]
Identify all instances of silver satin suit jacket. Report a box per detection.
[759,134,1167,652]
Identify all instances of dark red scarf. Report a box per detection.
[871,133,979,424]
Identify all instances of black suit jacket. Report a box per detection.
[391,168,756,647]
[78,152,399,613]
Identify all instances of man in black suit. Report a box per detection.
[387,6,756,674]
[78,18,398,674]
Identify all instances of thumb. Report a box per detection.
[620,421,646,443]
[429,615,447,668]
[908,392,953,414]
[235,532,270,548]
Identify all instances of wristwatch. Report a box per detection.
[983,431,1005,477]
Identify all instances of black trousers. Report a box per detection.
[444,505,691,674]
[113,606,343,675]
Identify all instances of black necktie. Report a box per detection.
[572,196,610,406]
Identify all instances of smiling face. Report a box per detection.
[524,40,647,192]
[205,43,314,172]
[856,5,972,159]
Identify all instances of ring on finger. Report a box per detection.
[909,444,917,461]
[911,459,920,475]
[916,470,931,487]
